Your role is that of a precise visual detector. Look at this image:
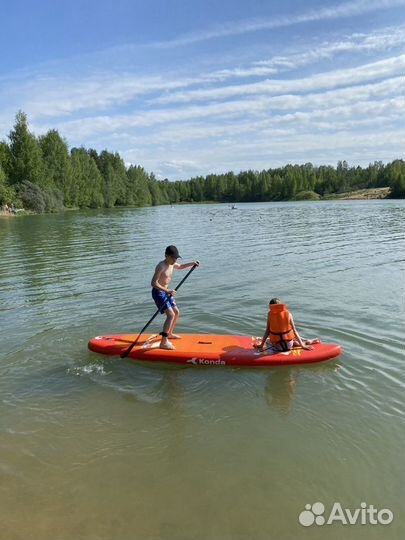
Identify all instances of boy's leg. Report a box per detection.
[160,308,175,349]
[168,306,180,338]
[298,338,321,346]
[293,338,321,347]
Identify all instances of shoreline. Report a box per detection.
[323,187,390,200]
[0,188,397,218]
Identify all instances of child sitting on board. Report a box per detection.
[254,298,320,352]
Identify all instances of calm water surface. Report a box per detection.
[1,201,404,540]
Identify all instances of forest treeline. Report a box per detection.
[1,111,404,213]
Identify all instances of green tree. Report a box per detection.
[0,162,16,204]
[148,174,168,206]
[70,148,104,208]
[386,160,405,198]
[189,177,204,202]
[126,165,152,206]
[225,174,241,202]
[315,166,337,195]
[97,150,127,207]
[39,129,73,196]
[8,111,45,187]
[0,141,10,172]
[271,174,282,200]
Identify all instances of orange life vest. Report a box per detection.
[267,304,295,344]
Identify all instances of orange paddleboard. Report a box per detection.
[88,333,342,367]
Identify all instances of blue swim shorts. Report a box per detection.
[152,288,177,313]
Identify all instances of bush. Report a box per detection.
[0,184,16,206]
[294,190,321,201]
[43,187,64,212]
[18,180,46,213]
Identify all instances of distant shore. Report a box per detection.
[324,187,391,200]
[0,187,396,218]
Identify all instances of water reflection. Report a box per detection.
[264,361,341,414]
[265,368,297,414]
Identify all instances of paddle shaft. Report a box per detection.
[120,263,198,358]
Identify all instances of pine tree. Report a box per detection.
[387,160,405,198]
[0,162,16,204]
[127,165,152,206]
[39,129,73,194]
[8,111,45,187]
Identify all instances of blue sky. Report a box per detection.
[1,0,404,179]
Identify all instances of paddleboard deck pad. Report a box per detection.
[88,334,342,366]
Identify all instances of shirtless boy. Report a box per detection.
[151,245,199,350]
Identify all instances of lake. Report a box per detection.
[1,200,404,540]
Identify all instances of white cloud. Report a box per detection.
[1,11,404,180]
[16,74,198,119]
[128,126,403,179]
[147,0,405,48]
[152,55,405,105]
[36,71,403,143]
[255,26,404,69]
[1,26,402,131]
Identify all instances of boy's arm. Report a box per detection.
[175,260,199,270]
[254,314,270,349]
[256,328,270,349]
[291,315,312,350]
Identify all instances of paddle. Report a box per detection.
[120,263,199,358]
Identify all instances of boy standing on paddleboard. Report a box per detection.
[151,245,199,350]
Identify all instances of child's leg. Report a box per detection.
[304,338,321,345]
[160,308,175,349]
[168,306,180,338]
[293,337,321,347]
